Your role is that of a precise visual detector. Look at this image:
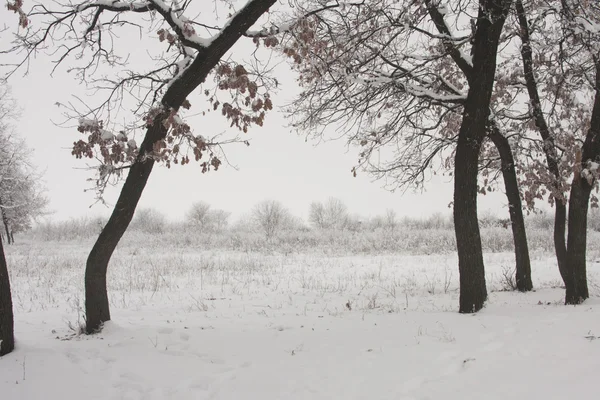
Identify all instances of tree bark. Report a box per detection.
[455,134,487,312]
[84,124,163,333]
[564,60,600,305]
[488,125,533,291]
[454,0,512,313]
[0,225,14,356]
[565,177,591,304]
[84,0,277,333]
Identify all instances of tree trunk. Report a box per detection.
[455,134,487,312]
[564,60,600,305]
[84,0,277,334]
[0,226,14,356]
[454,0,512,313]
[84,124,163,333]
[565,177,591,304]
[488,126,533,291]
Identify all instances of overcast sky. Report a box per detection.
[0,3,510,224]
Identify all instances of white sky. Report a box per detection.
[0,3,510,224]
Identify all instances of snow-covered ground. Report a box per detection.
[2,242,600,399]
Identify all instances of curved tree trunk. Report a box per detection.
[0,228,14,356]
[454,0,512,313]
[488,126,533,291]
[85,123,164,333]
[564,60,600,305]
[84,0,277,333]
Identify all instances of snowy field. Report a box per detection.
[2,239,600,399]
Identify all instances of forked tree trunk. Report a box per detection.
[488,126,533,291]
[454,0,512,313]
[564,61,600,305]
[0,228,14,356]
[84,0,277,333]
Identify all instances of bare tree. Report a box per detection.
[278,0,522,310]
[4,0,347,333]
[186,201,212,229]
[186,201,231,231]
[559,0,600,304]
[130,208,167,234]
[497,0,600,303]
[308,201,326,229]
[210,209,231,231]
[4,0,342,333]
[0,80,47,356]
[308,197,349,230]
[491,0,572,292]
[0,118,49,244]
[253,200,290,239]
[384,209,397,232]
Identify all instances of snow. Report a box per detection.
[459,50,473,67]
[165,56,194,90]
[100,129,114,140]
[576,16,600,34]
[150,0,214,47]
[582,161,600,183]
[2,241,600,399]
[172,114,184,125]
[78,117,98,129]
[76,1,153,13]
[246,20,296,37]
[77,1,215,47]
